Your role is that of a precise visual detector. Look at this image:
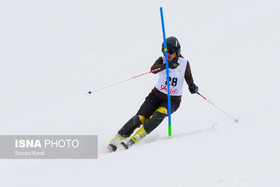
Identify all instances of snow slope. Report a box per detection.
[1,0,280,186]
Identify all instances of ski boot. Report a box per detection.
[109,115,146,151]
[121,126,147,149]
[108,134,125,152]
[121,107,167,149]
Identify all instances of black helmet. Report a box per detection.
[161,36,181,56]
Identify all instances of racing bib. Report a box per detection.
[155,56,187,96]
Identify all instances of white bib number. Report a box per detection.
[155,57,187,96]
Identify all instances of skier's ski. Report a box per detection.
[120,142,128,149]
[108,144,117,152]
[120,139,135,150]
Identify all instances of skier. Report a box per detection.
[108,36,198,151]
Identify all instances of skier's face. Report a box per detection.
[167,52,176,61]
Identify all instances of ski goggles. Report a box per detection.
[162,48,177,54]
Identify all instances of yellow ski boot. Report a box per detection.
[121,126,147,149]
[108,134,125,152]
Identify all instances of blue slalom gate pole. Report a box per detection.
[160,7,172,136]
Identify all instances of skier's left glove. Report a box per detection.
[168,60,179,69]
[189,83,198,94]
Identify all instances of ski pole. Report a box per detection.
[88,67,163,94]
[197,92,239,123]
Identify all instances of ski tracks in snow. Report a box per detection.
[101,122,219,154]
[157,122,219,142]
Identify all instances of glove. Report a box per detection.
[168,60,179,69]
[189,83,198,94]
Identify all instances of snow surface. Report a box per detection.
[1,0,280,186]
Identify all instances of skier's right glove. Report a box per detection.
[189,83,198,94]
[168,60,179,69]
